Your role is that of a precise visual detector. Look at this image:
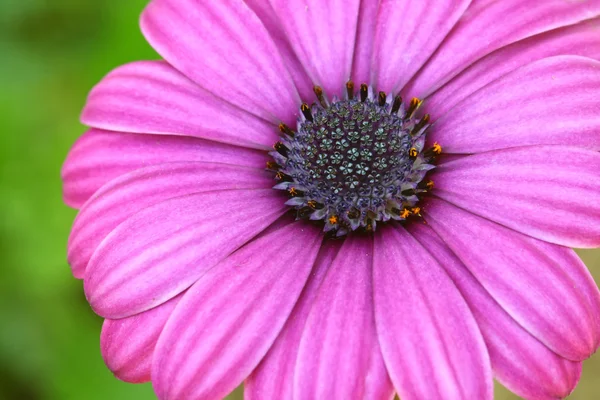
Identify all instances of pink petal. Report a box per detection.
[406,0,600,97]
[81,61,278,149]
[61,128,266,208]
[270,0,361,98]
[244,0,314,101]
[152,222,322,400]
[140,0,300,125]
[425,199,600,361]
[410,223,583,400]
[68,162,271,279]
[428,56,600,153]
[371,0,470,93]
[373,226,492,399]
[293,236,394,400]
[245,241,341,400]
[100,292,183,383]
[350,0,379,85]
[433,145,600,248]
[84,189,286,319]
[426,17,600,117]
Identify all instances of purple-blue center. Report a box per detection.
[269,83,440,236]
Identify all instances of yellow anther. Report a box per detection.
[411,207,422,216]
[378,91,387,106]
[410,97,423,108]
[328,215,339,225]
[307,200,317,209]
[406,97,424,119]
[288,187,298,196]
[300,103,313,121]
[360,83,368,102]
[313,85,328,108]
[426,180,434,190]
[346,80,355,100]
[432,142,442,155]
[278,123,295,137]
[400,208,411,219]
[409,148,418,158]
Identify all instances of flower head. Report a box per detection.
[62,1,600,399]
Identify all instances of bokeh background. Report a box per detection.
[1,1,599,399]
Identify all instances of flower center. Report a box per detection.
[268,82,441,236]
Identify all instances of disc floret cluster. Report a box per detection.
[269,83,441,235]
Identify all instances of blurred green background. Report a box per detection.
[0,1,599,399]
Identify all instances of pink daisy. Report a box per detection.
[62,1,600,399]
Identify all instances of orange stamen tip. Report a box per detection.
[328,215,338,225]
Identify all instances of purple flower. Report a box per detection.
[62,1,600,399]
